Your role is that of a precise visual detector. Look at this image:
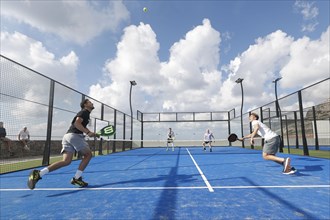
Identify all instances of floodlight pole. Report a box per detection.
[235,78,245,148]
[129,80,137,140]
[272,77,284,152]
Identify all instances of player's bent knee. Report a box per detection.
[62,160,72,166]
[81,150,92,159]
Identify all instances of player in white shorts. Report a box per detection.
[18,127,30,151]
[239,113,296,174]
[203,129,215,152]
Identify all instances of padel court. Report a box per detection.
[1,146,329,220]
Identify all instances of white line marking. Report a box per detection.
[0,186,208,191]
[186,148,214,192]
[1,185,329,191]
[213,185,330,189]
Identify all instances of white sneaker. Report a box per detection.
[283,158,291,172]
[283,167,297,175]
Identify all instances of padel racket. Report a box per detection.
[228,133,238,142]
[96,125,115,137]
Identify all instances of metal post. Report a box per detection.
[284,115,290,153]
[42,80,55,166]
[312,106,319,150]
[235,78,244,148]
[294,111,299,149]
[112,110,117,153]
[129,80,137,141]
[260,107,265,147]
[141,112,144,148]
[228,111,232,146]
[298,91,309,156]
[248,111,254,149]
[273,77,284,153]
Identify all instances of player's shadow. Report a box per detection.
[89,174,198,188]
[46,173,197,198]
[297,165,324,172]
[46,188,87,197]
[296,157,323,162]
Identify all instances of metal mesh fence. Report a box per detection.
[1,54,329,174]
[0,55,140,173]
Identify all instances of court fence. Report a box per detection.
[1,55,141,173]
[1,54,329,174]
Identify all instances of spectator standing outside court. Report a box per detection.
[238,113,296,174]
[166,128,175,151]
[203,129,215,152]
[0,122,13,156]
[18,127,30,151]
[28,99,98,189]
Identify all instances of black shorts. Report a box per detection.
[167,138,173,143]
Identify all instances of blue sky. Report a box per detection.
[1,0,329,117]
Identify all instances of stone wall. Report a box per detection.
[0,139,134,159]
[0,140,63,159]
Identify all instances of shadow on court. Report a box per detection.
[152,146,182,219]
[1,147,329,219]
[241,177,320,219]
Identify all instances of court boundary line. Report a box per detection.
[186,148,214,192]
[1,185,329,191]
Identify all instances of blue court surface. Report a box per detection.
[1,147,329,220]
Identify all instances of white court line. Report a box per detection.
[1,185,329,191]
[186,148,214,192]
[213,185,330,189]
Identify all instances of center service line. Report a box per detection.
[186,148,214,192]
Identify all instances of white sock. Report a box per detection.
[39,168,49,177]
[74,170,83,179]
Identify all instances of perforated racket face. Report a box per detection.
[228,133,238,142]
[99,125,115,136]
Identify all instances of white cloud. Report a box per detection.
[1,0,129,45]
[294,1,319,32]
[89,18,329,116]
[215,30,294,110]
[280,26,330,89]
[89,19,222,113]
[294,1,319,20]
[1,31,79,87]
[89,22,163,113]
[1,31,80,135]
[199,26,328,113]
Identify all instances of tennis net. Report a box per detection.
[101,138,231,148]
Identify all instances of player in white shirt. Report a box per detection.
[166,128,175,151]
[239,113,296,174]
[18,127,30,151]
[203,129,215,152]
